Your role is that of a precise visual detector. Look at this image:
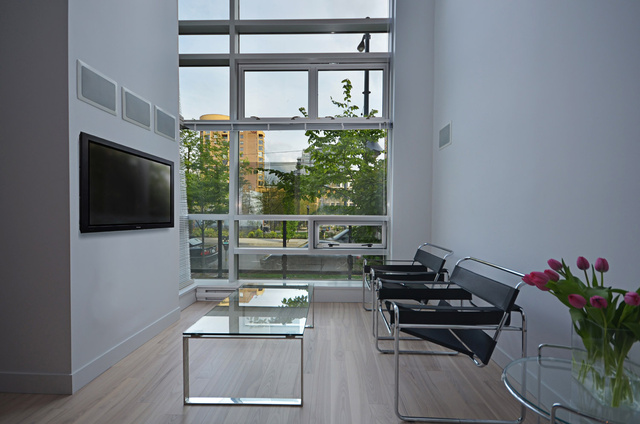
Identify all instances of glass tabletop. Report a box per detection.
[184,284,311,337]
[502,356,640,424]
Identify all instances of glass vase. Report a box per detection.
[571,320,640,422]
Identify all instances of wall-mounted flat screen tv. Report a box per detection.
[80,132,174,233]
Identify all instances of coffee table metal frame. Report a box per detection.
[182,284,313,407]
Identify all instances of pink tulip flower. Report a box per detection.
[547,259,563,272]
[530,271,549,286]
[544,269,560,282]
[568,294,587,309]
[594,258,609,273]
[624,292,640,306]
[576,256,590,270]
[590,296,608,309]
[522,274,535,286]
[529,271,550,291]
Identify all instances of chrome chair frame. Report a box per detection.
[387,257,528,423]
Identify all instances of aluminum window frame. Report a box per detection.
[231,214,388,257]
[179,4,393,283]
[237,61,389,122]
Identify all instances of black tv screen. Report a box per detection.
[79,132,174,233]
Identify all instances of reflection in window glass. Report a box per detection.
[188,220,229,279]
[238,128,386,216]
[240,0,389,19]
[239,34,389,54]
[237,254,385,280]
[179,0,229,20]
[237,253,362,280]
[238,220,308,248]
[179,67,229,120]
[316,224,383,247]
[180,129,230,214]
[318,70,383,117]
[179,35,229,54]
[244,71,308,118]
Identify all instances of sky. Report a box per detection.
[178,0,389,163]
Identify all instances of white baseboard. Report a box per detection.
[0,307,180,394]
[70,307,180,393]
[179,285,197,310]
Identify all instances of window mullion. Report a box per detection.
[308,66,318,119]
[226,0,239,281]
[229,0,239,121]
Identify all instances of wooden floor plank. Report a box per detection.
[0,302,538,424]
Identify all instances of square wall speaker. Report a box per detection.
[122,87,151,130]
[155,106,176,141]
[439,121,452,149]
[77,60,117,115]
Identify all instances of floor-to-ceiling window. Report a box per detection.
[179,0,391,284]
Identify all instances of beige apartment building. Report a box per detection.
[199,113,266,192]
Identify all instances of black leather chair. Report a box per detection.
[383,257,528,423]
[362,243,453,312]
[366,243,454,349]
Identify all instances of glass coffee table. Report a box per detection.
[502,345,640,423]
[183,283,313,406]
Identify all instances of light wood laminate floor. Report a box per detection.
[0,302,538,424]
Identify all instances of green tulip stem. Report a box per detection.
[611,348,632,407]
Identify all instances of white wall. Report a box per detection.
[68,0,180,391]
[430,0,640,363]
[0,0,180,394]
[390,0,436,259]
[0,0,73,393]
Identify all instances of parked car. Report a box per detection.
[189,238,218,270]
[259,231,356,271]
[317,228,352,247]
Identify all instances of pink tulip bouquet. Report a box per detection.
[524,257,640,408]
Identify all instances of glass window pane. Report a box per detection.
[318,70,383,117]
[179,67,229,120]
[179,0,229,20]
[238,253,360,280]
[238,220,308,248]
[188,220,229,279]
[244,71,307,118]
[238,129,387,216]
[240,0,389,19]
[181,129,230,214]
[239,34,388,54]
[316,224,383,248]
[179,35,229,54]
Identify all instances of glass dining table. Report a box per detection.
[182,283,313,406]
[502,346,640,424]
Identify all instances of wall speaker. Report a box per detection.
[77,60,117,115]
[155,106,176,141]
[122,87,151,130]
[439,121,452,149]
